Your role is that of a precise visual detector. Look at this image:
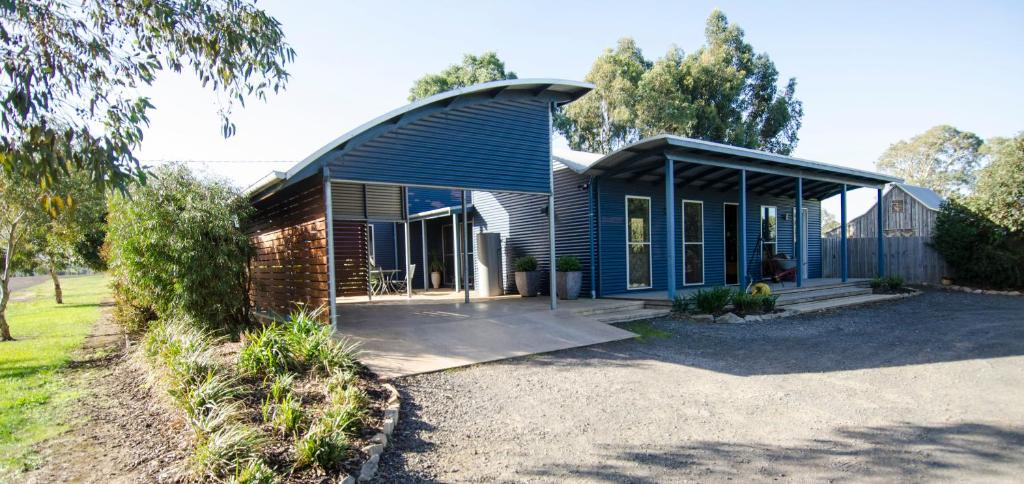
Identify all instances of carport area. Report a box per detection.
[335,297,637,378]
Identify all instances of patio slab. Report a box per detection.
[334,297,638,378]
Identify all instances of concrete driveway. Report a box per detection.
[378,290,1024,482]
[335,297,637,378]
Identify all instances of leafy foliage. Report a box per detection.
[875,125,983,197]
[689,286,733,315]
[556,10,803,154]
[973,133,1024,232]
[870,276,905,293]
[730,291,762,315]
[932,199,1024,289]
[409,52,517,101]
[239,323,296,377]
[0,0,295,192]
[106,164,253,331]
[514,256,538,272]
[556,255,582,272]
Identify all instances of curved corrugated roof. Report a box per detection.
[553,148,602,173]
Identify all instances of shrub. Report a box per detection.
[173,370,245,424]
[731,291,762,315]
[294,423,350,471]
[513,256,538,272]
[932,199,1024,289]
[269,392,305,437]
[671,295,690,313]
[556,255,582,272]
[231,459,275,484]
[871,275,905,293]
[106,164,253,331]
[760,294,779,313]
[689,287,732,315]
[239,322,296,377]
[267,373,295,404]
[188,424,267,481]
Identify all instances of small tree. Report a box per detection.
[932,199,1024,289]
[973,134,1024,232]
[0,171,48,341]
[822,210,840,234]
[106,164,253,332]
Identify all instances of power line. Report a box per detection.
[141,159,295,164]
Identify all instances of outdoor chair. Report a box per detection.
[368,257,386,295]
[392,264,416,293]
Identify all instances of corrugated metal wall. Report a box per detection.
[470,163,591,295]
[328,96,552,194]
[597,177,821,295]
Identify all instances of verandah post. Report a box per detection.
[665,158,676,302]
[795,177,803,287]
[462,190,469,304]
[877,187,885,277]
[738,170,747,289]
[840,184,848,282]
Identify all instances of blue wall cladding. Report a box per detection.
[327,95,552,194]
[596,177,822,296]
[407,187,467,214]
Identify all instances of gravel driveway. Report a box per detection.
[377,290,1024,482]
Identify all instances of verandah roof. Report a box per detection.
[582,135,902,199]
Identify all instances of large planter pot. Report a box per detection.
[514,271,540,297]
[430,272,442,289]
[557,271,582,300]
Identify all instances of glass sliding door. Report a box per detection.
[682,200,704,285]
[626,196,652,289]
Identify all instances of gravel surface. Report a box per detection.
[377,290,1024,483]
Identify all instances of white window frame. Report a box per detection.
[625,195,653,290]
[682,199,705,286]
[761,205,778,273]
[723,202,739,286]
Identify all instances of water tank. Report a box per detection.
[476,232,503,297]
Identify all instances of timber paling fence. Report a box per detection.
[822,236,949,284]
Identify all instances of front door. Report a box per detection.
[724,203,738,285]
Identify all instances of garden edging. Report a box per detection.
[684,288,922,324]
[350,382,401,483]
[925,283,1022,297]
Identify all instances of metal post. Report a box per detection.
[461,190,470,303]
[795,177,803,287]
[420,220,428,290]
[549,193,557,310]
[587,177,596,299]
[451,213,460,293]
[840,184,848,282]
[665,158,676,301]
[323,168,338,328]
[404,224,412,298]
[738,170,747,289]
[877,187,885,277]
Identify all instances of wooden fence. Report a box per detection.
[822,236,949,284]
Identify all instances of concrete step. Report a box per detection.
[773,280,870,295]
[786,293,903,314]
[776,285,872,306]
[593,308,672,324]
[573,300,647,316]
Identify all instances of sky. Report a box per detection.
[135,0,1024,219]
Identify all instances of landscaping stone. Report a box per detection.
[358,454,380,482]
[692,314,714,322]
[341,474,356,484]
[715,312,744,324]
[744,315,763,323]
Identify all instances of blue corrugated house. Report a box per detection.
[246,78,900,327]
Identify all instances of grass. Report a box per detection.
[0,274,109,473]
[617,320,672,341]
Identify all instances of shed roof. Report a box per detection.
[893,183,943,210]
[553,148,602,173]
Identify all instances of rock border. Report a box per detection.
[924,282,1022,297]
[684,288,921,324]
[342,383,401,484]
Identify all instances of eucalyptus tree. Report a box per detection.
[557,10,804,154]
[409,52,517,101]
[0,0,296,193]
[875,125,984,197]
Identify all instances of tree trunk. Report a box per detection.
[0,313,11,341]
[50,266,63,304]
[0,280,11,341]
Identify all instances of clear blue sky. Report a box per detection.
[136,0,1024,218]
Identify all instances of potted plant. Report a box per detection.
[513,256,539,297]
[556,255,583,300]
[941,276,953,286]
[429,253,444,289]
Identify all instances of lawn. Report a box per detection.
[0,274,109,473]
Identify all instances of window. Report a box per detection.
[626,196,652,289]
[891,199,905,214]
[682,200,704,285]
[761,206,777,272]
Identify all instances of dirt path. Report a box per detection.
[20,314,188,483]
[378,290,1024,482]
